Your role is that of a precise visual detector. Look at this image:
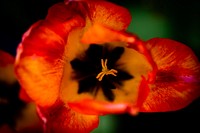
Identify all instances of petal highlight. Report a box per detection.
[68,99,137,115]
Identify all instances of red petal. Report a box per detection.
[0,125,14,133]
[0,50,14,66]
[0,50,16,84]
[141,38,200,112]
[19,88,33,103]
[38,102,99,133]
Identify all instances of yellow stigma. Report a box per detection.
[96,59,118,81]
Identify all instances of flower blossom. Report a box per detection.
[14,0,200,132]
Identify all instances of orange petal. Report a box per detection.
[86,0,132,30]
[15,3,85,107]
[38,102,99,133]
[15,25,64,107]
[141,38,200,112]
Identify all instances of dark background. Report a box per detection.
[0,0,199,133]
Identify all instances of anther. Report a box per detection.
[96,59,118,81]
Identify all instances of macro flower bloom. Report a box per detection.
[14,0,200,132]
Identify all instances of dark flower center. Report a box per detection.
[70,44,133,101]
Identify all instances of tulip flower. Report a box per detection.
[14,0,200,132]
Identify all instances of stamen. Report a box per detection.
[96,59,118,81]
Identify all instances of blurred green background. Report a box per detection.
[0,0,200,133]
